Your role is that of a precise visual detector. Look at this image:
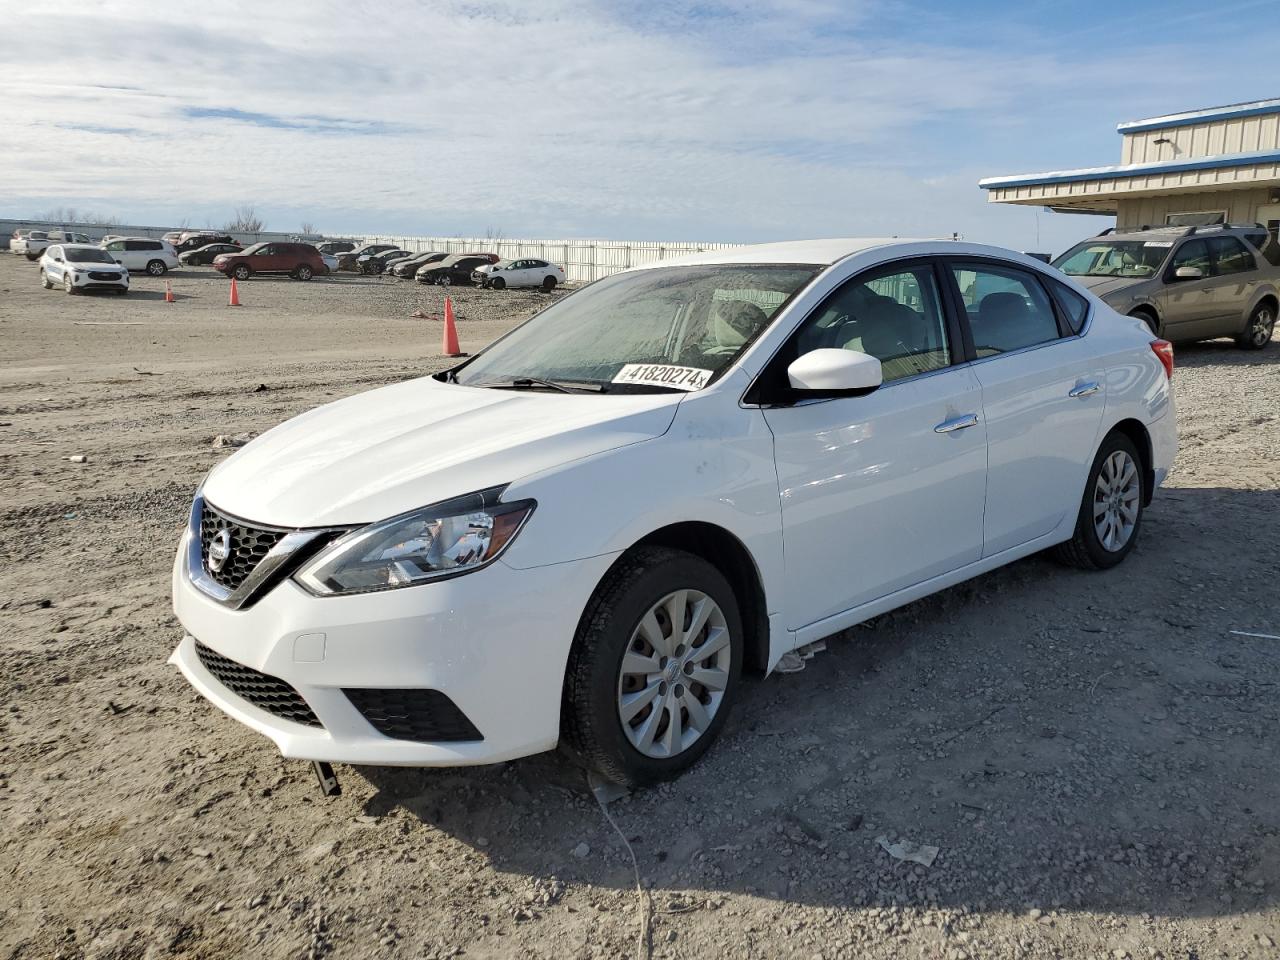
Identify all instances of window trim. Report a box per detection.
[743,255,963,406]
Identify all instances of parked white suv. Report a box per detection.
[102,237,180,276]
[39,244,129,295]
[171,238,1177,787]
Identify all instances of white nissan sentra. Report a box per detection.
[171,239,1177,786]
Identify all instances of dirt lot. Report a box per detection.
[1,252,1278,960]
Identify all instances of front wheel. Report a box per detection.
[64,274,76,295]
[1129,308,1159,336]
[489,276,505,290]
[438,275,451,287]
[561,547,743,786]
[1237,302,1276,350]
[295,264,314,281]
[40,270,53,289]
[1052,431,1144,570]
[233,265,251,281]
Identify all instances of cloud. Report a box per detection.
[0,0,1271,252]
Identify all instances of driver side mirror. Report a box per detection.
[787,349,883,396]
[1173,266,1204,281]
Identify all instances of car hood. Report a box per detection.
[1071,275,1151,301]
[201,375,682,527]
[68,260,127,271]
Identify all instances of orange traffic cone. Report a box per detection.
[442,297,461,357]
[228,278,241,307]
[164,280,174,303]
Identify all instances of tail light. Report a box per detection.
[1150,339,1174,379]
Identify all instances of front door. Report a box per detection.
[1156,238,1216,339]
[762,260,987,629]
[945,259,1106,556]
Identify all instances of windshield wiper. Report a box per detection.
[471,376,607,394]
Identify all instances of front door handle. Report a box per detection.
[934,413,980,434]
[1069,382,1101,398]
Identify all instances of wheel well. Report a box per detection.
[1256,294,1278,318]
[626,522,770,673]
[1127,305,1159,331]
[1107,419,1154,507]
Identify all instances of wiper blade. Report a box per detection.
[471,376,607,394]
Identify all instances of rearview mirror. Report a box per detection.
[1174,266,1204,281]
[787,349,883,395]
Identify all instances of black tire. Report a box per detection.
[1236,301,1276,350]
[561,546,743,787]
[116,287,128,296]
[1129,308,1159,336]
[233,265,251,281]
[438,274,452,287]
[146,259,167,277]
[63,274,76,295]
[295,264,314,281]
[490,276,505,290]
[40,269,53,290]
[25,253,39,262]
[1051,431,1144,570]
[542,276,558,292]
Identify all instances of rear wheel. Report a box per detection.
[40,269,53,289]
[542,276,558,292]
[561,546,743,786]
[25,253,39,262]
[146,259,166,276]
[295,264,314,281]
[1052,431,1144,570]
[1237,301,1275,350]
[233,265,251,281]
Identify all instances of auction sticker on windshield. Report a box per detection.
[612,364,713,391]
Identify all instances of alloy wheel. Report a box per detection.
[1093,450,1140,552]
[1251,307,1275,347]
[616,589,732,759]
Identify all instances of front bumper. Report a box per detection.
[170,526,616,766]
[71,272,129,290]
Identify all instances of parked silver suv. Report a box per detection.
[1054,224,1279,349]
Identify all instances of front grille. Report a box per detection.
[89,271,123,281]
[200,502,288,591]
[195,641,322,728]
[344,688,483,742]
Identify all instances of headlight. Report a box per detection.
[294,487,534,596]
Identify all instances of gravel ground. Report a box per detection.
[1,253,1278,960]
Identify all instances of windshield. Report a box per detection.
[453,264,821,392]
[239,242,264,255]
[1053,240,1172,278]
[66,248,115,264]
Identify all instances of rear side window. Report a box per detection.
[125,240,161,251]
[1208,237,1255,275]
[1050,281,1091,334]
[950,263,1061,356]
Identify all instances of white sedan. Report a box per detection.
[39,244,129,294]
[475,257,566,291]
[170,238,1176,787]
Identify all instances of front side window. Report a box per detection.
[454,264,820,392]
[1053,240,1170,278]
[952,263,1060,356]
[1207,237,1255,275]
[1170,239,1211,275]
[106,241,123,251]
[793,264,951,382]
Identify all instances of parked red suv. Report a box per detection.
[213,242,325,281]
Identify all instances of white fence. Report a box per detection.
[0,218,316,250]
[352,235,743,284]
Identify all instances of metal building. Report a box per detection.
[979,98,1280,243]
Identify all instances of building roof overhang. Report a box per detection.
[979,149,1280,192]
[1116,98,1280,135]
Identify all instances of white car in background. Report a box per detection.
[171,238,1177,788]
[475,257,566,291]
[101,237,181,276]
[39,244,129,295]
[320,252,340,276]
[14,230,94,259]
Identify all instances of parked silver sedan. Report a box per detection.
[1054,224,1278,349]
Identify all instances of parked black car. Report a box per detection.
[337,243,400,271]
[415,254,492,286]
[358,249,414,275]
[390,251,448,278]
[175,233,238,254]
[179,243,246,266]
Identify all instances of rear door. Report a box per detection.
[945,258,1106,557]
[1201,236,1260,336]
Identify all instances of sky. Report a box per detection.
[2,0,1278,254]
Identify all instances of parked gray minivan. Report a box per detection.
[1054,224,1279,349]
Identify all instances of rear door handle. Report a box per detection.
[1069,382,1101,398]
[934,413,980,433]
